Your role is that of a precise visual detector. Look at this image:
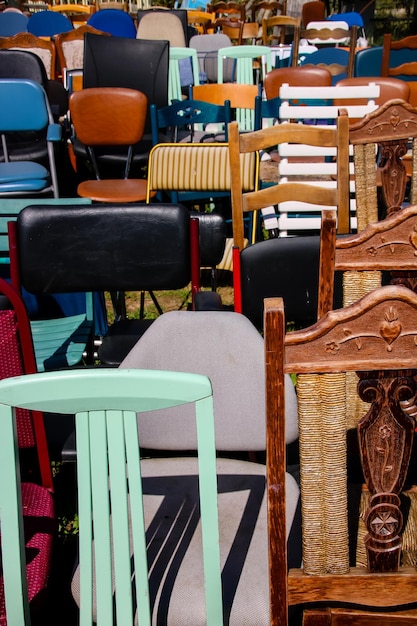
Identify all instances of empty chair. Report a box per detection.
[69,87,150,202]
[335,76,410,107]
[0,11,28,36]
[27,9,73,36]
[207,0,245,20]
[301,0,325,26]
[136,7,188,46]
[262,14,300,51]
[189,32,233,83]
[212,16,244,45]
[169,47,200,104]
[381,33,417,107]
[354,45,383,77]
[193,82,260,131]
[217,44,272,85]
[50,3,93,27]
[0,31,55,79]
[87,8,136,37]
[0,78,60,198]
[251,0,287,24]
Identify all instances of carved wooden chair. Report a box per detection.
[347,98,417,232]
[265,284,417,625]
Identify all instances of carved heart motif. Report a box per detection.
[390,110,400,129]
[380,320,402,345]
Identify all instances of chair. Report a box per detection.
[87,8,136,37]
[9,202,224,367]
[69,87,150,203]
[0,31,55,79]
[207,0,245,20]
[50,3,93,27]
[217,44,273,85]
[150,98,232,145]
[55,24,110,92]
[136,7,188,46]
[0,78,61,199]
[80,33,169,171]
[354,45,383,77]
[193,82,260,132]
[274,82,379,236]
[264,284,417,625]
[212,16,244,44]
[169,47,200,104]
[27,9,73,37]
[301,0,325,26]
[0,10,28,35]
[347,98,417,231]
[0,358,299,626]
[189,32,233,83]
[251,0,287,25]
[335,76,410,108]
[228,112,350,251]
[261,14,300,53]
[299,20,358,84]
[187,10,214,34]
[381,33,417,107]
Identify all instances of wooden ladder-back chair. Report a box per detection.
[207,0,246,21]
[265,283,417,625]
[261,14,300,51]
[228,116,350,315]
[251,0,287,25]
[381,33,417,107]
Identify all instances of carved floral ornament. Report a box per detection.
[365,105,417,137]
[325,305,417,353]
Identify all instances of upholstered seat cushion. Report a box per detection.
[0,161,49,183]
[71,456,300,626]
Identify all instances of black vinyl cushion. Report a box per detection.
[190,211,227,268]
[240,236,343,329]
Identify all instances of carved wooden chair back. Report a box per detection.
[251,0,286,24]
[207,0,245,21]
[347,98,417,232]
[265,283,417,625]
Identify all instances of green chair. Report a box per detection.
[217,44,272,84]
[0,368,222,626]
[169,46,200,104]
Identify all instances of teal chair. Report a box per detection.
[0,79,61,198]
[0,368,222,626]
[217,44,272,85]
[169,46,200,104]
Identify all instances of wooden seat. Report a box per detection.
[265,281,417,625]
[69,87,153,203]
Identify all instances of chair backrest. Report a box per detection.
[54,24,110,76]
[192,82,259,131]
[0,11,28,36]
[87,8,136,37]
[50,3,93,27]
[0,367,223,626]
[299,20,357,83]
[10,203,200,295]
[381,33,417,81]
[212,16,244,45]
[335,76,410,107]
[347,98,417,230]
[301,0,325,26]
[261,14,300,50]
[136,7,188,45]
[354,45,382,77]
[264,284,417,625]
[189,32,233,83]
[217,43,272,85]
[276,82,379,236]
[147,141,257,203]
[207,0,245,20]
[150,99,232,144]
[83,33,169,134]
[228,112,350,251]
[263,65,332,99]
[251,0,286,25]
[0,31,55,79]
[27,9,73,36]
[168,46,200,104]
[0,48,48,88]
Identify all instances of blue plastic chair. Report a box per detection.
[87,8,136,37]
[0,79,61,198]
[354,46,382,77]
[27,10,73,36]
[0,11,28,36]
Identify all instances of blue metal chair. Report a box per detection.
[87,8,136,37]
[0,79,61,198]
[27,9,73,36]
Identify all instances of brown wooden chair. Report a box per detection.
[265,280,417,626]
[192,82,259,131]
[299,20,357,82]
[0,31,55,79]
[335,76,410,108]
[69,87,153,202]
[207,0,245,21]
[212,16,244,44]
[346,98,417,231]
[261,14,300,50]
[251,0,286,24]
[381,33,417,107]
